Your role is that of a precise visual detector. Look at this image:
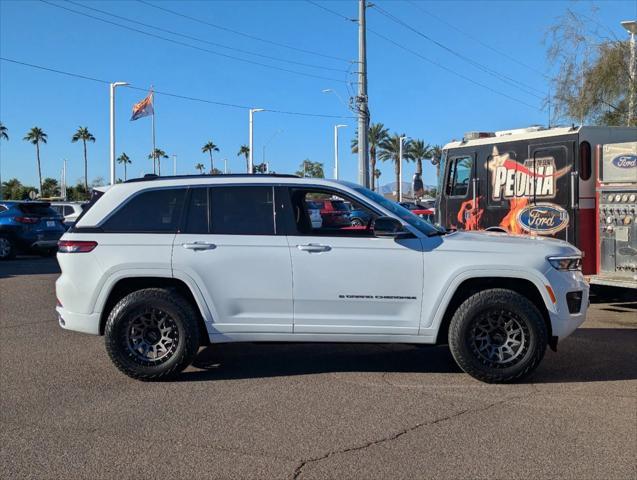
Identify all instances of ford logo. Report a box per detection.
[516,203,569,235]
[612,154,637,169]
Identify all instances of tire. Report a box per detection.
[104,288,201,381]
[350,218,363,227]
[448,288,547,383]
[0,236,16,260]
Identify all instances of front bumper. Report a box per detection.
[544,268,590,340]
[56,306,100,335]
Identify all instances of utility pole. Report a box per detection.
[172,154,177,175]
[357,0,370,188]
[621,21,637,126]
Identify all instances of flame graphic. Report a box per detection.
[499,197,528,234]
[456,197,484,231]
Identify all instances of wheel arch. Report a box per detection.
[98,276,210,344]
[433,276,554,349]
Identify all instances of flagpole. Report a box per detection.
[151,87,157,175]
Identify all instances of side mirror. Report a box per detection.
[373,216,411,238]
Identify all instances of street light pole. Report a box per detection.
[621,21,637,126]
[109,81,128,185]
[249,108,264,173]
[171,154,177,175]
[398,136,406,202]
[333,124,347,180]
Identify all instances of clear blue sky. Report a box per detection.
[1,0,635,189]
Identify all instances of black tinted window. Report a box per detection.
[210,186,274,235]
[103,188,186,232]
[185,188,209,234]
[64,206,75,216]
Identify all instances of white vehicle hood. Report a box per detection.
[434,230,580,258]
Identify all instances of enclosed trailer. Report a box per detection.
[438,126,636,283]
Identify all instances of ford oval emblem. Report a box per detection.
[612,154,637,169]
[516,203,569,235]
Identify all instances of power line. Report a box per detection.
[65,0,347,74]
[39,0,347,84]
[137,0,351,63]
[373,3,546,99]
[0,57,356,119]
[366,28,541,111]
[406,0,548,79]
[305,0,356,23]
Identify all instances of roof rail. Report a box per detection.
[124,173,300,183]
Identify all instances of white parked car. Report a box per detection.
[56,174,589,382]
[50,202,85,227]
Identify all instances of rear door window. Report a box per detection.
[210,186,275,235]
[102,188,186,232]
[184,188,210,234]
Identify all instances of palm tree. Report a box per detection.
[117,152,132,181]
[237,145,250,173]
[351,122,389,192]
[23,127,48,194]
[202,141,219,173]
[195,163,205,174]
[71,126,95,194]
[0,122,8,141]
[378,133,413,200]
[410,140,432,176]
[430,144,444,181]
[148,148,168,175]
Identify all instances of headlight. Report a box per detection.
[548,256,582,271]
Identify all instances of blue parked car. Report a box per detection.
[0,201,65,260]
[344,202,373,227]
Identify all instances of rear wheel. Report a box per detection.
[448,288,547,383]
[350,217,363,227]
[0,236,15,260]
[104,288,200,381]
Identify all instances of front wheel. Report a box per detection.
[448,288,547,383]
[104,288,201,380]
[0,236,15,260]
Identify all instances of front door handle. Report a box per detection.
[297,243,331,253]
[182,242,216,251]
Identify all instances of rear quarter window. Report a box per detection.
[101,188,186,233]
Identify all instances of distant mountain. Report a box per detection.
[378,181,436,195]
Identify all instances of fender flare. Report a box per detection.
[420,267,555,336]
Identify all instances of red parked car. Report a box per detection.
[306,199,351,227]
[399,202,435,222]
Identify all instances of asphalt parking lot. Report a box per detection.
[1,257,636,479]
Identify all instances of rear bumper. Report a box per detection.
[56,306,100,335]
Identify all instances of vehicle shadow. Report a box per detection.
[178,328,637,384]
[0,256,61,279]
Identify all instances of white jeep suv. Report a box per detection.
[56,174,589,383]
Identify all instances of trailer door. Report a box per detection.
[526,141,575,243]
[442,152,479,230]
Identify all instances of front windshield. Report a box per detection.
[349,184,445,236]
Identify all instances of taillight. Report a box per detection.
[15,216,39,224]
[57,240,98,253]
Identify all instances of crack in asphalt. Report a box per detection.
[291,394,527,479]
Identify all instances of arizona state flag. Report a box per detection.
[130,90,154,121]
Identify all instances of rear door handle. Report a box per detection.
[182,242,216,251]
[297,243,331,253]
